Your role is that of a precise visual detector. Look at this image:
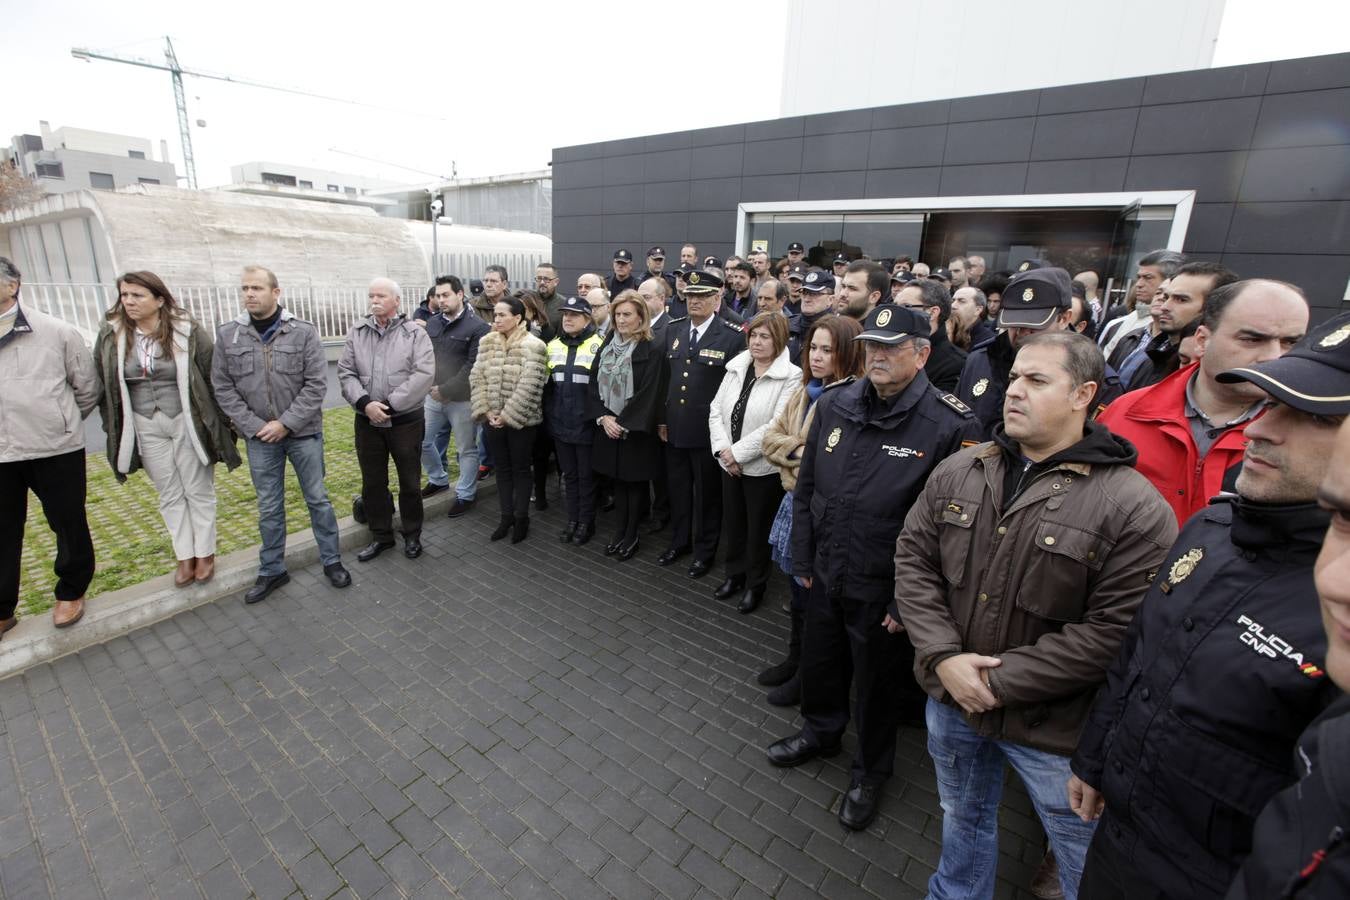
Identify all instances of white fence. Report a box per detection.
[21,283,431,344]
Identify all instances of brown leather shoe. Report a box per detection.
[174,559,195,587]
[52,599,84,629]
[194,555,215,584]
[1029,848,1064,899]
[0,616,17,640]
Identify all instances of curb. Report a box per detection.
[0,482,495,681]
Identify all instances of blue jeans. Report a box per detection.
[421,396,478,499]
[246,435,341,577]
[925,699,1096,900]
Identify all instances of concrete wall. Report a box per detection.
[552,51,1350,322]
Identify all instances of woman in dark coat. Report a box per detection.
[588,290,669,560]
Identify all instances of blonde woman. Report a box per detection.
[470,295,548,543]
[95,271,240,586]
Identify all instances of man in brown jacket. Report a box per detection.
[892,332,1176,900]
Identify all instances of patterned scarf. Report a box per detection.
[597,334,638,415]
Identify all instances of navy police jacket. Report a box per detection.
[660,315,746,449]
[791,371,981,606]
[1072,497,1338,899]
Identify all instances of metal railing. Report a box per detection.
[20,283,432,343]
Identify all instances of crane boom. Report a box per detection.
[163,38,197,189]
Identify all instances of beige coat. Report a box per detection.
[0,305,99,462]
[762,381,814,492]
[469,323,548,428]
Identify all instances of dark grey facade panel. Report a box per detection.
[550,51,1350,319]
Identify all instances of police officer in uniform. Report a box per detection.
[957,266,1122,438]
[544,295,605,544]
[607,248,640,297]
[658,268,746,577]
[1070,312,1350,900]
[766,304,982,830]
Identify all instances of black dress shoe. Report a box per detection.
[600,494,615,512]
[687,559,712,579]
[421,482,448,498]
[713,576,745,600]
[645,517,669,535]
[604,539,623,556]
[560,521,578,542]
[572,522,595,545]
[446,497,474,518]
[244,572,289,604]
[616,538,639,561]
[838,782,882,831]
[656,546,690,566]
[766,672,801,707]
[766,732,842,768]
[323,563,352,588]
[356,541,396,562]
[510,518,530,544]
[403,537,423,559]
[737,586,764,614]
[490,518,514,541]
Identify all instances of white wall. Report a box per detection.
[782,0,1226,117]
[48,126,156,160]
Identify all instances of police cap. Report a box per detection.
[1216,311,1350,416]
[702,255,724,269]
[613,248,633,262]
[683,269,725,295]
[559,295,591,317]
[787,242,805,254]
[800,269,835,293]
[833,252,850,265]
[1015,258,1051,273]
[998,267,1074,330]
[646,246,665,260]
[891,270,916,285]
[786,263,808,282]
[855,304,929,345]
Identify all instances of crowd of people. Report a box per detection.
[3,239,1349,900]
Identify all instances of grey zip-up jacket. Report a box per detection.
[0,304,99,462]
[338,314,434,424]
[211,309,327,438]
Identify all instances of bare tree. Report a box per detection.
[0,164,44,213]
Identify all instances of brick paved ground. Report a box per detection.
[0,481,1046,899]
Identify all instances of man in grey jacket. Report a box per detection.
[0,256,100,631]
[212,266,351,604]
[339,278,435,561]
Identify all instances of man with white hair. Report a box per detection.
[338,277,435,562]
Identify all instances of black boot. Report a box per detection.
[766,670,801,707]
[758,606,803,686]
[511,517,530,544]
[560,520,578,542]
[533,474,549,511]
[490,518,514,541]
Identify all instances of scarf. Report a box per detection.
[597,333,638,416]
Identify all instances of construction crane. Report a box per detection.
[71,36,447,190]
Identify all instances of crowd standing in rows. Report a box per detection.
[3,240,1349,899]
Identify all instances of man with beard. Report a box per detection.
[534,262,565,335]
[607,248,640,297]
[1070,312,1348,900]
[951,285,996,351]
[837,260,888,321]
[642,246,666,286]
[474,265,509,321]
[894,278,966,392]
[749,249,771,288]
[1118,261,1237,391]
[724,261,757,319]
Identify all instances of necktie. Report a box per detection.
[688,327,699,357]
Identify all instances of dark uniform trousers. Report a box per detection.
[799,580,922,784]
[666,446,722,560]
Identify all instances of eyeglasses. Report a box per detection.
[899,303,928,310]
[588,302,608,310]
[535,275,557,283]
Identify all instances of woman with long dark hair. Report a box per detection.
[708,312,801,613]
[758,315,863,704]
[469,294,548,543]
[588,290,668,560]
[94,271,240,585]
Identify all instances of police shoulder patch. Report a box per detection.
[939,393,972,415]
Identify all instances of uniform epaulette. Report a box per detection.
[666,315,689,324]
[939,392,973,416]
[822,376,855,393]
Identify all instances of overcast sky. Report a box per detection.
[7,0,1349,190]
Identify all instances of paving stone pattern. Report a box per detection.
[0,483,1045,899]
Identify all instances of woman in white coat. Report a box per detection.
[708,312,801,613]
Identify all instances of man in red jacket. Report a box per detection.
[1097,279,1309,524]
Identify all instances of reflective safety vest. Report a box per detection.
[546,333,603,384]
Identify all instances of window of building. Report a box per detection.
[89,172,115,190]
[138,178,160,185]
[34,162,64,179]
[344,187,357,196]
[298,180,313,189]
[262,172,298,187]
[327,184,340,192]
[128,150,146,160]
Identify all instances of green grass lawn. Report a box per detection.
[18,407,456,617]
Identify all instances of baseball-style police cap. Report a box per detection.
[559,295,591,317]
[1216,312,1350,415]
[800,269,835,293]
[787,242,805,253]
[683,269,725,295]
[786,263,808,282]
[833,252,850,265]
[702,255,724,269]
[647,246,665,260]
[1014,258,1051,273]
[675,262,696,277]
[891,270,916,285]
[929,267,952,282]
[855,304,929,345]
[998,267,1074,329]
[613,248,633,262]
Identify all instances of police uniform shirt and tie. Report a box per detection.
[1071,312,1350,900]
[660,269,747,575]
[769,304,982,830]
